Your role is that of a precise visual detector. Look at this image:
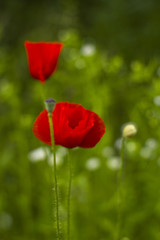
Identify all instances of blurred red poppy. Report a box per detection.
[33,102,105,148]
[25,41,63,83]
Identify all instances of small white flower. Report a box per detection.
[29,147,67,166]
[48,147,67,166]
[28,147,49,162]
[85,157,100,171]
[107,156,121,170]
[81,44,96,56]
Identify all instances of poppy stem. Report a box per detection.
[39,83,46,106]
[116,137,125,240]
[67,149,72,240]
[48,112,61,240]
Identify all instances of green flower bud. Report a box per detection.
[45,98,56,113]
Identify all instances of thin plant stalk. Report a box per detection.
[67,149,72,240]
[48,112,60,240]
[39,83,46,106]
[116,136,125,240]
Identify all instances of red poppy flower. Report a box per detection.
[25,41,63,83]
[33,102,105,148]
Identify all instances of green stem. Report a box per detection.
[67,149,72,240]
[39,83,46,107]
[48,112,60,240]
[120,137,125,183]
[116,137,125,240]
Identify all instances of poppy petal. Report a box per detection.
[79,112,106,148]
[25,41,63,83]
[53,103,94,148]
[33,109,51,145]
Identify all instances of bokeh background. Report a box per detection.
[1,0,160,239]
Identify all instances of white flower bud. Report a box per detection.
[122,123,137,138]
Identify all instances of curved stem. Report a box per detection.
[48,112,60,240]
[67,149,72,240]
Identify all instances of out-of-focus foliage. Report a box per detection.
[1,1,160,240]
[1,0,160,60]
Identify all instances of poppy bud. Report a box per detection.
[45,98,56,113]
[24,41,63,83]
[122,123,137,138]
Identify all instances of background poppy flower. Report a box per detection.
[25,41,63,83]
[33,102,105,148]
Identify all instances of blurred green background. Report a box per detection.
[1,0,160,239]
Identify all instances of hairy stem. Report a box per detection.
[48,112,60,240]
[67,149,72,240]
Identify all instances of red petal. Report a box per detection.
[79,112,106,148]
[33,109,51,145]
[53,103,94,148]
[25,41,63,83]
